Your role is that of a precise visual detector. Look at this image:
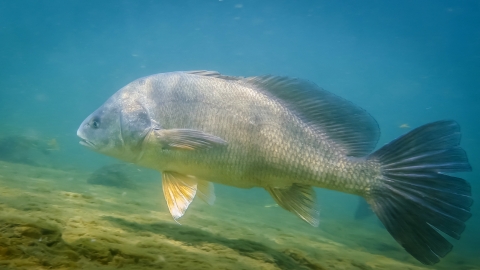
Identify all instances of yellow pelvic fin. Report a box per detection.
[162,172,215,221]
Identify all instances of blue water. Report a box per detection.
[0,0,479,269]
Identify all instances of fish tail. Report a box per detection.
[366,120,472,265]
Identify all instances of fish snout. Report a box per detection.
[77,123,95,148]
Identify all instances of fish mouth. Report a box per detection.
[77,128,96,149]
[79,138,95,148]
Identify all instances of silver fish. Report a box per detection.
[77,71,472,265]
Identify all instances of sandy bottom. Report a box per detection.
[0,160,478,270]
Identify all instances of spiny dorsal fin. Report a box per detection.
[186,70,244,81]
[242,76,380,157]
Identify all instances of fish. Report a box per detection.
[46,138,60,151]
[77,71,472,265]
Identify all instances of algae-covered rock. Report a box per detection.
[87,164,136,188]
[0,135,59,166]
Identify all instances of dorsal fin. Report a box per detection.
[186,70,243,81]
[242,76,380,157]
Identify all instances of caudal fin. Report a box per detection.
[367,120,472,265]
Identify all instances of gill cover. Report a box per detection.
[118,100,154,155]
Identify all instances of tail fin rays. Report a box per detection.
[367,120,472,265]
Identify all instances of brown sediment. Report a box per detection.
[0,160,476,269]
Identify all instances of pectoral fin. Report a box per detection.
[162,171,215,221]
[155,129,227,151]
[266,184,319,227]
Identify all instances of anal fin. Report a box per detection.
[266,184,319,227]
[162,172,215,221]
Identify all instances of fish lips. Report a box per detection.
[77,128,96,149]
[79,138,95,148]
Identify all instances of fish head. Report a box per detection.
[77,89,153,162]
[77,96,124,157]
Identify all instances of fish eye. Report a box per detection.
[91,118,100,129]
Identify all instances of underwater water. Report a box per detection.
[0,0,479,269]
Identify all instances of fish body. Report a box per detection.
[135,72,375,193]
[77,71,472,265]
